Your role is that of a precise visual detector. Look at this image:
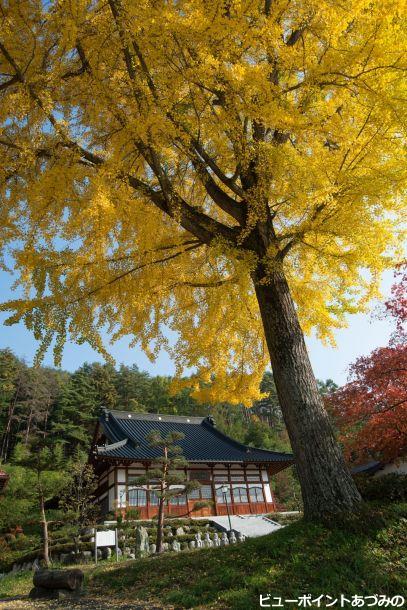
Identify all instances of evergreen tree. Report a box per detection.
[136,431,201,554]
[115,364,152,410]
[59,460,99,556]
[0,349,22,461]
[87,363,119,410]
[318,379,339,396]
[51,366,99,454]
[12,439,68,566]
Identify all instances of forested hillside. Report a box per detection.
[0,351,297,461]
[1,351,329,537]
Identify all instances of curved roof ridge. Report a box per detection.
[104,409,205,424]
[200,418,290,457]
[95,408,294,465]
[97,438,128,454]
[100,409,128,442]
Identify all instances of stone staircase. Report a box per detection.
[208,514,282,538]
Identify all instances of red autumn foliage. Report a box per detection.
[329,265,407,464]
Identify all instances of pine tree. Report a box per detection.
[12,439,68,566]
[51,366,99,454]
[135,430,201,553]
[59,460,99,556]
[0,349,21,461]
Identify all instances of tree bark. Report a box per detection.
[39,487,50,567]
[156,495,165,553]
[253,264,362,518]
[33,569,84,591]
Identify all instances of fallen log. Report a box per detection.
[33,569,84,591]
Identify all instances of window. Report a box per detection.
[214,475,229,483]
[149,490,160,506]
[190,469,210,482]
[170,494,186,505]
[247,474,261,482]
[232,485,248,503]
[188,487,201,500]
[200,485,212,499]
[128,487,147,507]
[249,485,264,503]
[216,485,231,504]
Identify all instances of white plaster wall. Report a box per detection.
[374,460,407,478]
[263,483,273,503]
[117,468,126,483]
[261,469,269,482]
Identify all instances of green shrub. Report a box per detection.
[355,473,407,502]
[174,533,214,543]
[125,509,141,520]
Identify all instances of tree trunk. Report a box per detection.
[1,394,17,461]
[39,488,50,567]
[156,496,165,553]
[253,265,361,519]
[33,569,84,591]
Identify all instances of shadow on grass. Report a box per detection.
[89,502,406,609]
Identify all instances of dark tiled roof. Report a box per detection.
[351,461,383,475]
[94,409,294,465]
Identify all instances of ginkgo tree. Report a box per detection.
[0,0,405,518]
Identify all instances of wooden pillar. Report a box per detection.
[243,465,253,514]
[227,464,235,515]
[125,466,129,514]
[269,467,277,512]
[145,462,150,520]
[259,465,267,508]
[184,465,189,516]
[113,467,118,515]
[211,465,217,516]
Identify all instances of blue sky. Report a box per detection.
[0,267,395,385]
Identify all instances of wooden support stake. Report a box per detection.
[115,528,119,562]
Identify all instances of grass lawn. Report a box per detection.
[0,571,33,598]
[1,501,406,609]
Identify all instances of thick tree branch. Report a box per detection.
[190,156,246,225]
[62,42,91,79]
[126,174,238,246]
[0,39,235,249]
[191,140,244,198]
[286,28,305,46]
[104,5,245,221]
[0,73,18,91]
[104,2,241,246]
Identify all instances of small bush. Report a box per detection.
[356,473,407,502]
[125,509,141,520]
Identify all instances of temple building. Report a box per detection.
[91,409,294,518]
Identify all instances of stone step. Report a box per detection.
[207,514,282,538]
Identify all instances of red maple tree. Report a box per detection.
[329,266,407,464]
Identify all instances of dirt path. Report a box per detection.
[0,597,172,609]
